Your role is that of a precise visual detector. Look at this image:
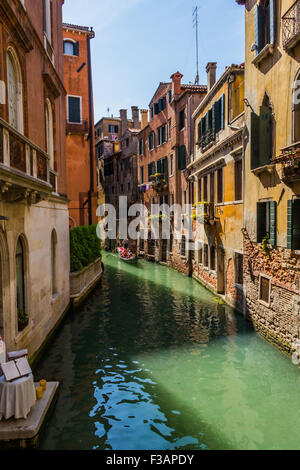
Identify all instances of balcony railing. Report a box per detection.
[0,117,56,196]
[199,129,216,150]
[194,202,218,225]
[282,0,300,51]
[273,144,300,185]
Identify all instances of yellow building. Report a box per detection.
[188,63,245,311]
[237,0,300,354]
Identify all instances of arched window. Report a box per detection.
[51,230,57,296]
[16,237,27,331]
[293,70,300,143]
[6,48,23,133]
[46,99,54,169]
[63,40,79,56]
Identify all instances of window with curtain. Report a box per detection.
[44,0,52,44]
[63,40,79,56]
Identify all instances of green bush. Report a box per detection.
[70,224,101,272]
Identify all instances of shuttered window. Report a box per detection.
[287,199,300,250]
[259,275,271,304]
[251,107,273,170]
[234,159,243,201]
[210,245,216,271]
[257,201,277,246]
[255,0,276,55]
[68,96,81,123]
[148,162,156,179]
[217,168,223,203]
[179,109,185,130]
[177,145,186,171]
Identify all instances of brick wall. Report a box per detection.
[244,229,300,354]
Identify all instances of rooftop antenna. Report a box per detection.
[107,107,110,116]
[193,6,200,85]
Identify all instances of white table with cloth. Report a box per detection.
[0,374,36,420]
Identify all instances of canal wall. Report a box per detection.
[70,257,103,308]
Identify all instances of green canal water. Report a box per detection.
[35,253,300,450]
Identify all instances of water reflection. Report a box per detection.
[34,254,299,451]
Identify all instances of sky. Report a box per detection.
[63,0,245,124]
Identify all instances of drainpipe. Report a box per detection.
[87,29,95,226]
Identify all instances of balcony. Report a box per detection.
[194,202,218,225]
[282,0,300,51]
[66,120,89,135]
[150,173,168,192]
[199,130,216,150]
[273,143,300,185]
[0,117,56,203]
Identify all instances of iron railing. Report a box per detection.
[282,0,300,50]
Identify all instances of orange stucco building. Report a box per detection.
[63,23,98,227]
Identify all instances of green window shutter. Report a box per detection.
[269,201,277,247]
[255,4,265,54]
[157,159,162,174]
[259,106,273,165]
[178,145,186,171]
[68,96,81,123]
[292,199,300,250]
[198,122,201,141]
[221,94,225,129]
[214,99,221,133]
[270,0,276,45]
[74,41,79,56]
[212,103,216,136]
[287,200,293,249]
[205,113,209,132]
[163,157,168,179]
[257,202,267,243]
[251,112,260,170]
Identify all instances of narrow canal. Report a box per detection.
[35,253,300,450]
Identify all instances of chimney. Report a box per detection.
[131,106,140,129]
[140,109,148,130]
[206,62,217,91]
[120,109,128,136]
[170,71,183,97]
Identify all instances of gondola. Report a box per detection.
[117,248,138,264]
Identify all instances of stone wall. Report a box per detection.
[243,229,300,354]
[70,257,103,306]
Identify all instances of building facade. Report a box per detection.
[237,0,300,354]
[137,72,207,274]
[188,63,245,312]
[0,0,70,358]
[63,23,97,227]
[95,109,140,249]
